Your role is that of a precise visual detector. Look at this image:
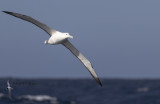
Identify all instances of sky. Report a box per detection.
[0,0,160,79]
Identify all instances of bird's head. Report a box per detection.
[64,33,73,39]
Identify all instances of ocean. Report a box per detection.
[0,78,160,104]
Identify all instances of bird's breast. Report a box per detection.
[48,35,66,45]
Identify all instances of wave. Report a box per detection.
[0,93,6,98]
[0,93,59,104]
[0,93,76,104]
[18,95,58,103]
[137,87,149,92]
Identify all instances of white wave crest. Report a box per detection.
[18,95,58,104]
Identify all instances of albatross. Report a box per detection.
[3,11,102,86]
[7,80,13,99]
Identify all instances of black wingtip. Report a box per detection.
[96,78,102,87]
[2,11,12,14]
[99,83,102,87]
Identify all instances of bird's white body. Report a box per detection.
[7,86,12,90]
[46,31,73,45]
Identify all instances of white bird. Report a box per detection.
[3,11,102,86]
[7,80,13,99]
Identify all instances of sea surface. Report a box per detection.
[0,78,160,104]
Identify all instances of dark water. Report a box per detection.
[0,78,160,104]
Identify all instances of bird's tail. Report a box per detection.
[44,40,48,44]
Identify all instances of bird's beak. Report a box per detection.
[69,35,73,39]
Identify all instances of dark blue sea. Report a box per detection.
[0,78,160,104]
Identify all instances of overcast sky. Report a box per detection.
[0,0,160,79]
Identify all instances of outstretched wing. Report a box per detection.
[8,89,12,99]
[62,39,102,86]
[3,11,56,36]
[7,80,10,87]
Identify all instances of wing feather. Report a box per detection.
[62,39,102,86]
[7,80,10,86]
[3,11,56,36]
